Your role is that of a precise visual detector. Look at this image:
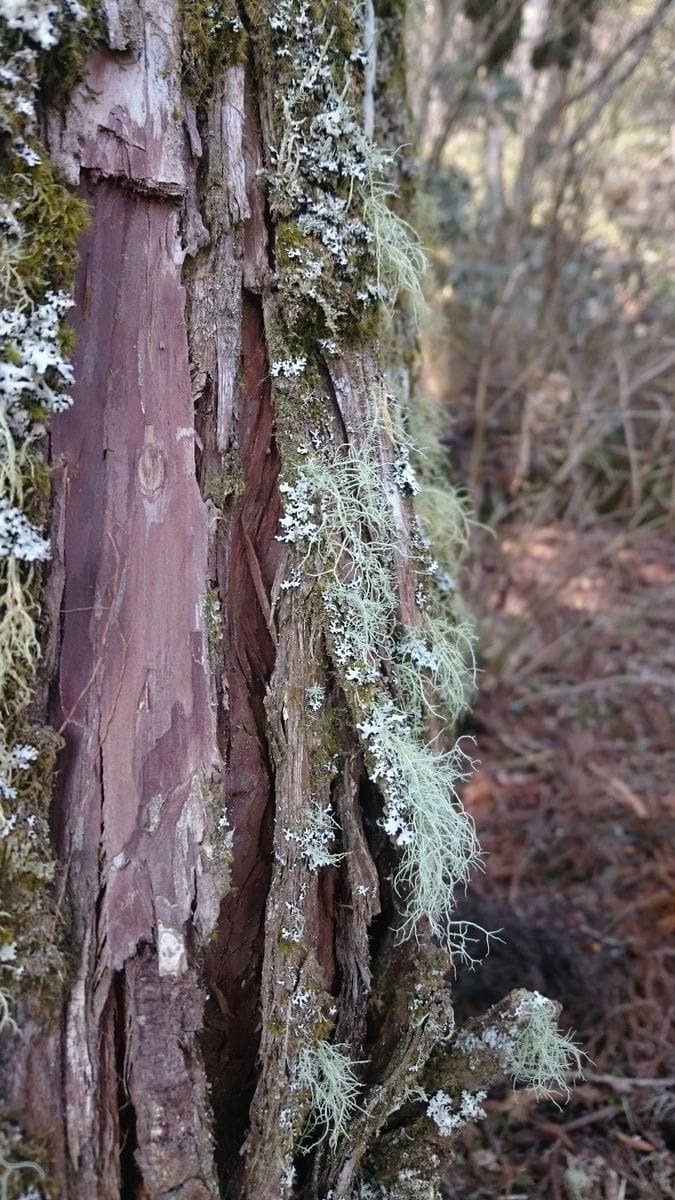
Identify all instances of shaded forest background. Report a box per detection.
[410,1,675,1196]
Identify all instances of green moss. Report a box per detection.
[205,452,246,509]
[57,318,78,359]
[180,0,248,112]
[37,1,104,107]
[0,1118,62,1200]
[0,726,65,1006]
[4,155,89,295]
[0,9,90,1036]
[197,774,233,882]
[310,0,360,56]
[277,937,304,957]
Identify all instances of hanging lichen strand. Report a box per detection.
[0,0,89,1042]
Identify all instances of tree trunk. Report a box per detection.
[1,3,576,1198]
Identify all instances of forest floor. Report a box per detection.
[444,519,675,1200]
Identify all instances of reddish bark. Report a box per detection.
[200,293,281,1176]
[48,175,222,1196]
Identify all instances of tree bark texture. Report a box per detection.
[0,2,520,1198]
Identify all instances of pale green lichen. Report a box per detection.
[361,173,427,319]
[507,991,585,1096]
[275,386,481,952]
[395,615,477,729]
[455,989,585,1099]
[357,698,482,949]
[296,1039,363,1150]
[0,1150,44,1200]
[0,1119,47,1200]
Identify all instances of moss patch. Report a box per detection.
[1,5,89,1031]
[180,0,248,112]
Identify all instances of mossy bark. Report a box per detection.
[1,2,502,1198]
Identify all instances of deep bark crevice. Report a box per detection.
[114,971,143,1200]
[199,288,281,1189]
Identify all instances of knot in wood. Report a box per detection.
[137,442,166,499]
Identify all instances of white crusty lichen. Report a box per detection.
[277,432,399,684]
[0,292,75,428]
[426,1087,487,1137]
[0,0,84,49]
[271,354,308,382]
[266,0,426,342]
[284,801,343,871]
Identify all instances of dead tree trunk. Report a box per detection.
[0,3,580,1198]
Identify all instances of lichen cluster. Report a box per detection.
[260,0,425,361]
[263,0,583,1179]
[0,0,88,1037]
[455,988,585,1097]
